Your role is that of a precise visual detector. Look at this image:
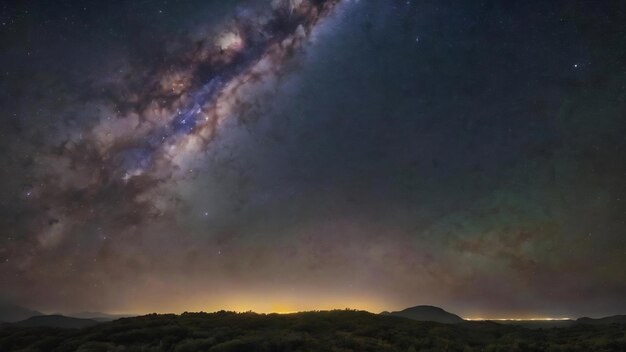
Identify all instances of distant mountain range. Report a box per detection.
[475,315,626,329]
[381,305,465,324]
[0,302,132,328]
[491,319,575,329]
[1,301,624,330]
[65,311,132,321]
[380,305,626,329]
[7,315,99,329]
[0,302,42,323]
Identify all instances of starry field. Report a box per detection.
[0,0,625,324]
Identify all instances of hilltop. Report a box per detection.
[381,305,464,324]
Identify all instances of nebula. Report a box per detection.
[1,0,341,311]
[25,1,336,244]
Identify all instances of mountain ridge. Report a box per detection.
[577,315,626,325]
[6,314,100,329]
[0,302,42,323]
[65,311,134,321]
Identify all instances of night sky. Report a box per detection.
[1,0,625,319]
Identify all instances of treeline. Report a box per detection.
[1,310,625,351]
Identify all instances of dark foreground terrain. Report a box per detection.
[1,310,625,352]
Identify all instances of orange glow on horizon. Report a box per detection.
[112,290,388,316]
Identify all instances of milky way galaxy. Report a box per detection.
[1,0,626,319]
[2,0,343,313]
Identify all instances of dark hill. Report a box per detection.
[67,312,133,321]
[577,315,626,325]
[9,315,99,329]
[0,302,41,323]
[382,305,464,324]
